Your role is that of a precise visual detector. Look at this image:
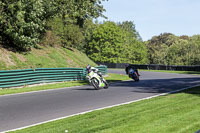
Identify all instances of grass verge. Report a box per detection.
[9,86,200,133]
[108,68,200,75]
[139,69,200,75]
[0,73,130,96]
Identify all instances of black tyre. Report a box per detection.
[134,77,139,82]
[103,80,109,89]
[134,72,140,82]
[91,77,100,90]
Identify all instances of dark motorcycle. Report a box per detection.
[128,68,139,81]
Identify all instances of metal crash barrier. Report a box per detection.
[0,66,107,88]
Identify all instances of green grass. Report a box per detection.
[9,87,200,133]
[0,73,130,96]
[104,73,131,82]
[0,46,96,70]
[140,69,200,75]
[0,81,88,96]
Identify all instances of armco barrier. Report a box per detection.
[0,66,107,88]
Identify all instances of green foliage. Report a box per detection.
[45,0,108,48]
[47,17,84,48]
[87,21,125,63]
[0,0,108,50]
[40,30,61,47]
[166,40,189,65]
[146,33,200,65]
[86,21,148,64]
[146,33,178,64]
[0,0,47,50]
[122,40,149,64]
[55,0,108,27]
[166,39,200,65]
[63,24,84,48]
[118,21,142,41]
[79,19,98,53]
[118,21,148,64]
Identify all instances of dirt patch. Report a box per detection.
[0,48,16,67]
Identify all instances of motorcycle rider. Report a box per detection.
[86,64,109,89]
[86,64,92,73]
[86,64,102,77]
[125,64,140,76]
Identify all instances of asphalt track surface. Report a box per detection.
[1,69,200,132]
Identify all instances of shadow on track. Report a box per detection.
[110,77,200,94]
[74,88,96,91]
[74,76,200,97]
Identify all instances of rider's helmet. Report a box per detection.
[86,64,91,72]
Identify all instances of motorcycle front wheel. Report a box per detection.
[91,77,100,90]
[103,79,109,89]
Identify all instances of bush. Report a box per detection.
[0,0,47,50]
[40,31,61,47]
[47,17,84,48]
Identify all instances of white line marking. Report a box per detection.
[1,84,199,133]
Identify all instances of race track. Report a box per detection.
[0,69,200,132]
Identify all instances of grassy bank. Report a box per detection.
[0,46,96,70]
[9,86,200,133]
[0,73,130,96]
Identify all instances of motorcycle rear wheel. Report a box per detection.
[134,72,140,82]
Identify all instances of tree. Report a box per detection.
[0,0,108,50]
[118,21,142,41]
[0,0,47,50]
[147,33,200,65]
[46,0,108,48]
[122,39,148,64]
[48,17,84,48]
[87,21,125,63]
[166,40,190,65]
[187,35,200,65]
[118,21,148,64]
[80,19,98,52]
[86,21,148,64]
[55,0,108,27]
[146,33,179,64]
